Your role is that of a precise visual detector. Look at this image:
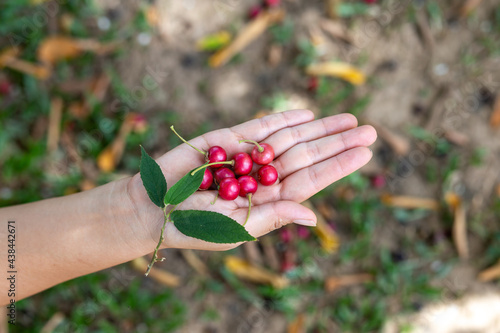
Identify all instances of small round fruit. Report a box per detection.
[199,169,213,190]
[207,146,227,168]
[251,143,274,165]
[232,152,253,175]
[214,167,235,184]
[238,175,258,197]
[257,165,278,186]
[218,178,240,200]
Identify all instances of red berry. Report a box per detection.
[296,226,311,239]
[257,165,278,186]
[0,81,11,96]
[264,0,280,8]
[214,167,235,184]
[251,143,274,165]
[371,174,386,189]
[364,0,376,3]
[238,176,258,197]
[218,178,240,200]
[280,228,292,243]
[307,76,319,92]
[199,169,213,190]
[232,152,253,175]
[207,146,227,168]
[248,5,262,19]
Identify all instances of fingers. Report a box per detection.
[243,201,317,238]
[230,109,315,142]
[279,147,373,203]
[264,113,358,156]
[274,125,377,179]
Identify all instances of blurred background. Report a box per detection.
[1,0,500,332]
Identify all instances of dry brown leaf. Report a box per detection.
[0,47,50,79]
[303,201,340,253]
[316,201,337,221]
[445,193,469,259]
[381,194,439,210]
[363,119,411,156]
[131,257,180,287]
[209,9,285,68]
[478,260,500,282]
[37,36,119,65]
[243,241,264,267]
[325,273,373,292]
[490,95,500,128]
[96,115,134,172]
[320,19,354,45]
[325,0,341,19]
[287,314,306,333]
[306,62,365,85]
[181,250,209,276]
[260,236,280,271]
[145,5,159,27]
[47,97,63,153]
[444,129,470,146]
[459,0,483,17]
[41,312,65,333]
[80,179,96,191]
[68,101,88,119]
[224,255,289,288]
[268,44,282,67]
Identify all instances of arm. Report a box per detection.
[0,110,377,304]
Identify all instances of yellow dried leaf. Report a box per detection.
[196,31,231,52]
[381,194,440,210]
[325,273,373,292]
[314,217,340,253]
[224,255,289,288]
[38,36,82,64]
[306,62,366,85]
[131,257,180,287]
[97,147,116,172]
[491,95,500,128]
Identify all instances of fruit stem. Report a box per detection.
[211,191,218,205]
[243,194,252,226]
[239,139,264,153]
[145,204,177,276]
[191,161,234,175]
[170,125,206,156]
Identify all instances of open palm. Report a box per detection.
[128,109,377,251]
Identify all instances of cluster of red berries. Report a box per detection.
[197,141,278,202]
[170,126,278,222]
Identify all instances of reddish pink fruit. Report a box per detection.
[238,176,258,197]
[248,5,262,19]
[251,143,274,165]
[0,80,11,96]
[307,76,319,92]
[371,174,386,189]
[218,178,240,200]
[264,0,280,8]
[257,165,278,186]
[214,167,235,184]
[280,228,292,243]
[364,0,376,3]
[207,146,227,168]
[232,152,253,175]
[296,226,311,239]
[199,169,213,190]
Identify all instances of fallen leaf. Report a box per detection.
[37,36,119,65]
[325,0,341,19]
[0,47,51,79]
[145,5,159,27]
[181,250,209,276]
[459,0,483,17]
[196,30,232,52]
[363,118,411,156]
[224,255,289,288]
[96,114,134,172]
[303,200,340,253]
[381,194,439,210]
[243,241,264,267]
[306,62,365,85]
[40,312,64,333]
[47,97,63,153]
[131,257,180,287]
[445,193,469,259]
[268,44,282,67]
[320,19,354,45]
[288,314,306,333]
[490,95,500,128]
[325,273,373,292]
[478,260,500,282]
[209,9,285,67]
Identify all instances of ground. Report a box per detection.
[1,0,500,332]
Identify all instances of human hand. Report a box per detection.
[128,110,377,251]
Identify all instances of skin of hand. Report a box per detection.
[0,109,376,303]
[128,109,377,251]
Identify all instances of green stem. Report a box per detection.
[145,204,177,276]
[211,191,218,205]
[243,194,252,226]
[170,125,206,156]
[191,161,234,175]
[239,139,264,152]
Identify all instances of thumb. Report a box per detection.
[243,201,317,238]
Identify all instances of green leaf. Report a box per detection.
[171,210,256,244]
[164,167,205,206]
[140,146,167,208]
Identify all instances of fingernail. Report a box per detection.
[293,219,316,227]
